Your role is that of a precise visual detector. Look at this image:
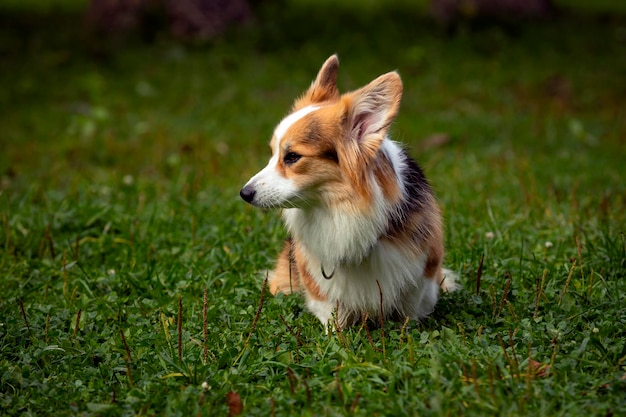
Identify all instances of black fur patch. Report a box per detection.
[384,149,433,239]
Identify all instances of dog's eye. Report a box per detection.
[283,152,302,165]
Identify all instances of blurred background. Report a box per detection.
[1,0,624,197]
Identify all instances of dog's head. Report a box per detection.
[240,55,403,209]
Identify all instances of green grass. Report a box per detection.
[1,1,625,416]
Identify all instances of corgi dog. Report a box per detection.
[240,55,457,329]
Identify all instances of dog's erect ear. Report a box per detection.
[302,55,340,104]
[344,71,403,157]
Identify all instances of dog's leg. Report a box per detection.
[305,298,336,331]
[269,240,301,295]
[399,277,441,321]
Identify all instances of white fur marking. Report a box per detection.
[274,105,320,143]
[380,139,407,196]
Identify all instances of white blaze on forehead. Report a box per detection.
[274,105,321,145]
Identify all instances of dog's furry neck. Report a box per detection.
[283,203,383,267]
[282,139,406,267]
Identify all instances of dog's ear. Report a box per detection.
[298,55,340,106]
[344,71,403,157]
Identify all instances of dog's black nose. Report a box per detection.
[240,185,256,203]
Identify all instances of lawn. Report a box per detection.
[1,1,625,416]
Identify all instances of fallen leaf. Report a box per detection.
[226,391,243,416]
[528,359,551,378]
